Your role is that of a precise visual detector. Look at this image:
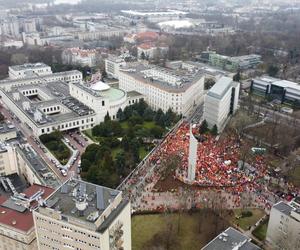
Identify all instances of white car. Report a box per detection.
[60,169,67,177]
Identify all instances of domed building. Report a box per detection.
[69,80,143,124]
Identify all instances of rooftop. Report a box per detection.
[73,82,126,102]
[254,76,300,92]
[202,227,261,250]
[120,63,204,93]
[0,183,53,232]
[16,144,61,188]
[4,81,95,127]
[41,179,122,228]
[207,76,234,99]
[9,63,49,72]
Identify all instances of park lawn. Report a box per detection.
[139,146,151,159]
[83,129,98,142]
[120,121,156,130]
[252,219,269,241]
[111,145,151,160]
[230,209,265,231]
[111,147,123,159]
[132,212,226,250]
[43,140,71,165]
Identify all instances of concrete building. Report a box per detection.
[105,55,126,79]
[204,76,240,131]
[23,19,37,33]
[0,123,17,142]
[33,178,131,250]
[202,227,261,250]
[0,144,18,177]
[0,179,53,250]
[266,199,300,249]
[0,69,82,92]
[251,76,300,107]
[62,47,97,67]
[137,43,169,60]
[206,52,262,72]
[70,81,143,123]
[1,64,143,136]
[8,63,52,79]
[119,63,205,114]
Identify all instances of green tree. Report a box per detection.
[104,111,111,122]
[199,120,208,134]
[267,64,279,77]
[143,107,155,121]
[211,124,218,136]
[233,71,241,82]
[116,108,126,121]
[150,125,164,139]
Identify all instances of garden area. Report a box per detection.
[80,100,180,188]
[132,210,229,250]
[39,131,71,165]
[227,208,265,231]
[252,218,269,241]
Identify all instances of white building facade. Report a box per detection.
[266,200,300,250]
[33,179,131,250]
[204,76,240,131]
[119,64,205,114]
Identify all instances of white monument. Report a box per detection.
[187,126,198,182]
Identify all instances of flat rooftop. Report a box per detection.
[16,144,61,188]
[4,81,95,127]
[254,76,300,92]
[43,179,121,227]
[9,63,49,72]
[0,183,53,233]
[0,122,16,134]
[207,76,233,99]
[120,64,204,93]
[202,227,261,250]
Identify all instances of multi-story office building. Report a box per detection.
[8,63,52,79]
[33,178,131,250]
[105,56,126,79]
[204,76,240,131]
[206,52,262,72]
[119,63,205,114]
[266,199,300,249]
[0,64,143,136]
[0,179,53,250]
[251,76,300,107]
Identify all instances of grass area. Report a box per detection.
[120,121,156,130]
[83,129,98,142]
[252,218,269,241]
[139,146,149,159]
[111,145,151,160]
[43,140,71,165]
[132,211,229,250]
[229,209,265,231]
[111,147,123,159]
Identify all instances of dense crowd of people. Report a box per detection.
[121,121,299,213]
[150,122,267,192]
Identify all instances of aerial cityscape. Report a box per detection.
[0,0,299,249]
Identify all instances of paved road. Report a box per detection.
[0,103,90,182]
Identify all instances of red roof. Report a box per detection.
[0,184,54,232]
[136,31,159,42]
